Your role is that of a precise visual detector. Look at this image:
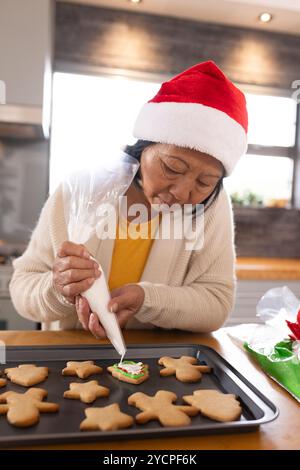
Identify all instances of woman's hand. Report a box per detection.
[76,284,145,338]
[52,240,101,304]
[109,284,145,328]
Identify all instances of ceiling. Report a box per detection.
[59,0,300,36]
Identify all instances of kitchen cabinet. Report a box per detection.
[227,258,300,326]
[0,265,34,330]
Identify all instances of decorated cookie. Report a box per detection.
[0,388,59,427]
[63,380,110,404]
[107,361,149,384]
[62,361,103,379]
[183,389,242,422]
[5,364,49,387]
[128,390,198,427]
[158,356,211,383]
[80,403,134,431]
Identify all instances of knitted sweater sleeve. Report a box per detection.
[9,185,76,323]
[135,190,236,333]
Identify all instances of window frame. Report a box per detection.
[236,83,299,207]
[292,103,300,208]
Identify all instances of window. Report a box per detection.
[247,94,296,147]
[50,72,160,194]
[224,92,297,207]
[224,154,294,206]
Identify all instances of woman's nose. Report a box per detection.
[169,180,192,204]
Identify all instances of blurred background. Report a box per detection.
[1,0,300,329]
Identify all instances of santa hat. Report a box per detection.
[133,60,248,175]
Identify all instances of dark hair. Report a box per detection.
[124,139,224,216]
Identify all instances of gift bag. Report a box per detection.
[244,286,300,401]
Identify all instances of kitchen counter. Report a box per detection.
[236,257,300,280]
[0,328,299,450]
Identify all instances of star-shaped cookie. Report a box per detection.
[0,388,59,427]
[62,361,103,379]
[158,356,211,382]
[80,403,134,431]
[64,380,110,404]
[183,389,242,422]
[5,364,49,387]
[128,390,198,427]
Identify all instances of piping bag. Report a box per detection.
[62,151,140,361]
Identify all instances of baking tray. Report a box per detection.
[0,343,278,446]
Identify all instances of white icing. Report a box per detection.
[119,352,125,365]
[118,362,143,375]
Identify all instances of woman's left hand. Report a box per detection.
[108,284,145,328]
[76,284,145,338]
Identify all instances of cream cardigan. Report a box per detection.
[9,184,236,332]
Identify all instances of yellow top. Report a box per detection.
[108,214,160,291]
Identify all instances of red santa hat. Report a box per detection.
[133,60,248,175]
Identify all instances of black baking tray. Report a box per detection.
[0,343,278,446]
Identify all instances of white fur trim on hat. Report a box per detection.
[133,102,248,175]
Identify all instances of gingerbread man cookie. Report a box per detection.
[80,403,134,431]
[183,389,242,422]
[158,356,211,382]
[62,361,103,379]
[5,364,49,387]
[64,380,110,404]
[128,390,198,427]
[0,388,59,427]
[107,361,149,385]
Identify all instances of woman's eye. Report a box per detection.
[197,180,210,188]
[163,162,182,175]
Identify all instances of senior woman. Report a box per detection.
[9,60,248,336]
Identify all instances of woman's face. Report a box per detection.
[139,143,224,207]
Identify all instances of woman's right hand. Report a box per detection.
[52,240,101,305]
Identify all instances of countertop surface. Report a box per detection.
[236,257,300,280]
[0,328,299,450]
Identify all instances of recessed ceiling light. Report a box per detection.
[258,12,273,23]
[128,0,142,4]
